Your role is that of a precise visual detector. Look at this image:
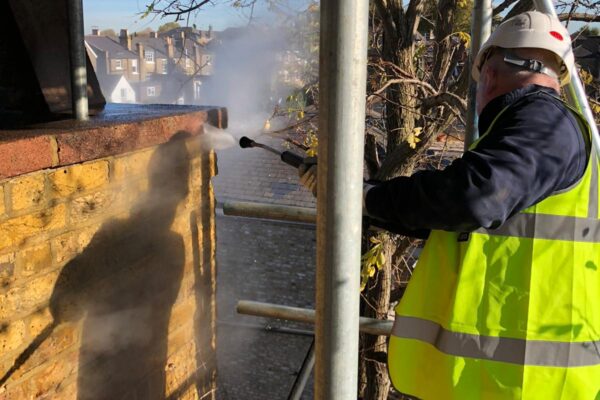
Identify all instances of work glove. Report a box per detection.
[300,158,376,207]
[298,157,318,197]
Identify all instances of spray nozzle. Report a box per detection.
[239,136,255,149]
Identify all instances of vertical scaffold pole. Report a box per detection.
[67,0,89,121]
[465,0,492,150]
[533,0,600,156]
[316,0,369,396]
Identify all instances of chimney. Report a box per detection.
[166,37,174,59]
[150,31,157,39]
[97,49,109,76]
[91,27,100,36]
[137,43,147,82]
[119,29,131,50]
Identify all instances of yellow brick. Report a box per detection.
[0,204,67,251]
[27,307,53,338]
[51,225,100,266]
[0,271,59,320]
[28,352,78,399]
[0,253,15,289]
[0,379,28,400]
[167,322,195,357]
[0,320,26,354]
[69,191,116,224]
[9,173,45,212]
[165,342,197,396]
[169,296,195,332]
[112,149,154,182]
[0,185,5,216]
[26,323,78,369]
[77,224,100,251]
[17,243,52,277]
[49,160,109,197]
[50,231,79,265]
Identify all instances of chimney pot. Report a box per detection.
[91,27,100,36]
[119,29,132,51]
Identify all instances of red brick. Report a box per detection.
[0,137,53,180]
[56,111,209,165]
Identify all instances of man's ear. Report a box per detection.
[481,65,498,95]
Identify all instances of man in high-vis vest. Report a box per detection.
[299,10,599,400]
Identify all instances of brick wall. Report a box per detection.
[0,105,223,399]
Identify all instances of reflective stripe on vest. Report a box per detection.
[475,153,599,242]
[392,315,600,367]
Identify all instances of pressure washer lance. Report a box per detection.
[239,136,304,169]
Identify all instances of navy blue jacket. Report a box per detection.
[365,85,588,237]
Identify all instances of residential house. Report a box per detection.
[85,30,139,80]
[97,74,136,103]
[87,27,216,105]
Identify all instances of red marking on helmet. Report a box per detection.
[550,31,564,41]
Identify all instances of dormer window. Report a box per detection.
[145,50,155,63]
[115,59,123,70]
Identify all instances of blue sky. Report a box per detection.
[83,0,301,33]
[84,0,596,34]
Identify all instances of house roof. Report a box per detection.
[97,74,129,92]
[131,37,169,59]
[85,35,138,59]
[573,36,600,53]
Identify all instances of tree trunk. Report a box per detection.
[359,232,393,400]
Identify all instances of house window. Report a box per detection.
[132,59,138,74]
[147,86,156,97]
[194,81,202,100]
[145,50,155,63]
[115,59,123,70]
[162,61,168,74]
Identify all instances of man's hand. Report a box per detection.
[298,157,318,197]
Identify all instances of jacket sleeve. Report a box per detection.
[364,96,587,233]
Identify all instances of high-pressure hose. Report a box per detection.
[239,136,304,169]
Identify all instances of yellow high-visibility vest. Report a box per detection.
[388,95,600,400]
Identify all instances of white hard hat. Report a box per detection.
[472,11,574,86]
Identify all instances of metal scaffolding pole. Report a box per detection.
[67,0,89,121]
[237,300,393,336]
[464,0,492,150]
[316,0,369,394]
[532,0,600,156]
[222,202,316,224]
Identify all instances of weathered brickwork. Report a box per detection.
[0,135,218,399]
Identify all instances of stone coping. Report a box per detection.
[0,104,227,180]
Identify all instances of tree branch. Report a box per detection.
[558,12,600,22]
[373,0,399,47]
[493,0,519,16]
[368,79,437,102]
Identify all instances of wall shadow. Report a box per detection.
[49,133,191,400]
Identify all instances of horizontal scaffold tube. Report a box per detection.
[222,201,316,224]
[236,300,393,337]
